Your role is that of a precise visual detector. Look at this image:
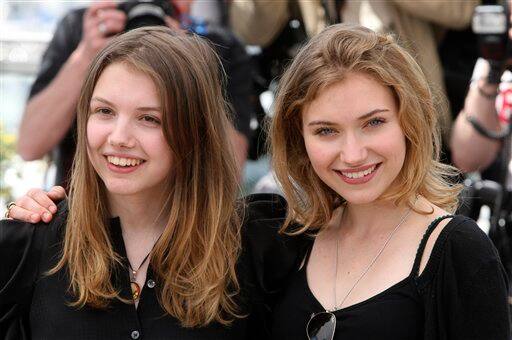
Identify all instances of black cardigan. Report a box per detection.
[414,215,511,339]
[0,194,308,339]
[0,195,510,339]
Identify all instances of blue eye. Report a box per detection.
[366,118,385,127]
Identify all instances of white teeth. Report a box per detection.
[341,165,376,179]
[107,156,143,167]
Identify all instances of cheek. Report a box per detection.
[146,134,173,165]
[386,128,407,168]
[304,137,334,171]
[86,119,108,150]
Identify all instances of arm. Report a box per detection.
[17,3,126,160]
[450,60,502,173]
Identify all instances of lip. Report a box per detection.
[338,163,378,173]
[103,153,145,160]
[103,154,145,174]
[335,163,381,185]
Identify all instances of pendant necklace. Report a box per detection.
[128,251,152,300]
[127,233,163,301]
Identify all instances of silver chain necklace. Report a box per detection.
[330,206,413,311]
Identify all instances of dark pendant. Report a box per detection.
[131,281,141,300]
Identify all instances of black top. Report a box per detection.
[29,8,255,187]
[0,194,308,340]
[272,215,511,340]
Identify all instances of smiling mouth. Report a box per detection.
[106,156,145,167]
[335,163,381,179]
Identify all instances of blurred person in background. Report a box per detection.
[17,0,254,189]
[230,0,479,145]
[451,1,512,178]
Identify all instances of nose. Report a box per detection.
[107,116,136,148]
[340,132,367,166]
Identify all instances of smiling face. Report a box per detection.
[302,72,406,205]
[87,62,173,200]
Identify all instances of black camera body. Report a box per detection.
[473,5,509,61]
[118,0,174,32]
[472,4,511,82]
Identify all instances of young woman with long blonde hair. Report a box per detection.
[0,26,299,339]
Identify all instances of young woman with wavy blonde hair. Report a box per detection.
[0,26,298,339]
[269,24,510,339]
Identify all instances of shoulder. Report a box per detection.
[60,7,86,26]
[49,8,84,48]
[243,193,287,221]
[241,193,294,246]
[0,200,68,244]
[0,200,68,304]
[440,215,498,261]
[239,194,310,287]
[419,214,501,282]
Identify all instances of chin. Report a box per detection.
[334,189,384,206]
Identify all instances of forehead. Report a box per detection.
[91,62,161,105]
[302,72,397,124]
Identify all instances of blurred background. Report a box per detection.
[0,1,93,207]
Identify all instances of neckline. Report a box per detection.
[300,214,459,313]
[300,266,413,314]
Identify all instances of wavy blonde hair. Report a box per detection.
[270,24,462,234]
[50,27,243,327]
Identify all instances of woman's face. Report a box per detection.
[87,62,173,200]
[301,72,406,205]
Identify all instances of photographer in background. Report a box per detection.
[451,4,512,180]
[17,1,253,189]
[451,3,512,275]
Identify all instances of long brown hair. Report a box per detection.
[270,24,462,235]
[50,27,243,327]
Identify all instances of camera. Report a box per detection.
[472,4,511,83]
[118,0,174,32]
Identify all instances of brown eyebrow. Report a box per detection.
[307,109,390,126]
[90,97,162,112]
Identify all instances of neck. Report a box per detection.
[108,192,168,235]
[340,199,413,237]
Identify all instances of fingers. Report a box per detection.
[81,2,127,57]
[95,8,127,36]
[47,186,67,205]
[11,188,60,223]
[7,204,43,224]
[85,1,118,20]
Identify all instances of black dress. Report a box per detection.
[271,215,511,340]
[0,194,309,340]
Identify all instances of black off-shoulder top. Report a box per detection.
[0,194,309,340]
